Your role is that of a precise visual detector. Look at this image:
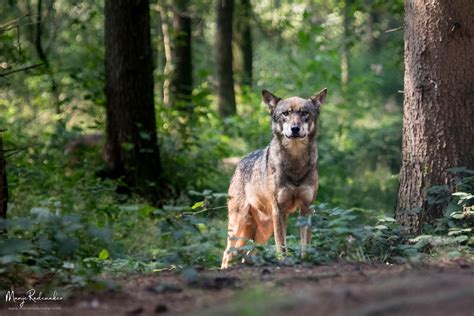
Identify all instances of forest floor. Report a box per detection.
[2,259,474,316]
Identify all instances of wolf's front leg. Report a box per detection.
[299,206,312,257]
[272,207,287,255]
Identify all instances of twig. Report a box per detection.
[0,13,32,32]
[0,21,38,33]
[183,205,227,215]
[0,63,43,77]
[385,26,404,33]
[3,143,38,158]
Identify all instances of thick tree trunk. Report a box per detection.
[234,0,253,88]
[396,0,474,233]
[216,0,236,117]
[169,0,193,110]
[104,0,163,203]
[0,135,7,220]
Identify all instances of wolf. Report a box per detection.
[221,88,327,269]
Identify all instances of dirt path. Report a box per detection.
[2,260,474,316]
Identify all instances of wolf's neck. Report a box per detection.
[269,136,317,172]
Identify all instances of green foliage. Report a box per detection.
[417,168,474,257]
[2,0,469,292]
[229,204,421,267]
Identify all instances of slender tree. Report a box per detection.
[159,4,173,106]
[216,0,236,117]
[169,0,193,110]
[234,0,253,88]
[104,0,163,203]
[340,0,352,87]
[159,1,193,109]
[34,0,60,114]
[396,0,474,233]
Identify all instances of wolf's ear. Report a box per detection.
[309,88,327,107]
[262,90,281,112]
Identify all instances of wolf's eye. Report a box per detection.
[282,111,290,117]
[301,111,309,117]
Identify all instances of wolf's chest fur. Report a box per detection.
[242,137,318,217]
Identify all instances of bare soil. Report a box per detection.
[2,259,474,316]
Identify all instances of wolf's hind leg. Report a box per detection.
[252,208,274,245]
[221,205,256,269]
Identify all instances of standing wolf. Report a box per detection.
[221,88,327,269]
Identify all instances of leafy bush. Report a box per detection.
[416,168,474,256]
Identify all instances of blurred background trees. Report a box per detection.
[0,0,405,209]
[1,0,474,281]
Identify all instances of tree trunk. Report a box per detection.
[216,0,236,117]
[35,0,60,114]
[234,0,253,88]
[0,135,7,220]
[363,0,380,53]
[156,8,166,104]
[340,0,351,87]
[160,5,173,107]
[104,0,163,203]
[396,0,474,233]
[169,0,193,110]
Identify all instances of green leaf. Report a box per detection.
[377,216,396,222]
[409,235,433,243]
[454,235,469,243]
[191,201,205,210]
[99,249,110,260]
[452,192,474,199]
[450,212,465,219]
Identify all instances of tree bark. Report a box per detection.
[396,0,474,233]
[169,0,193,110]
[234,0,253,88]
[216,0,237,117]
[104,0,163,203]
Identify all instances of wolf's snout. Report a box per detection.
[291,125,301,135]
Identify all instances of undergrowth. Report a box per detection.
[1,167,472,289]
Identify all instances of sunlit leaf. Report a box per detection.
[191,201,205,210]
[99,249,110,260]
